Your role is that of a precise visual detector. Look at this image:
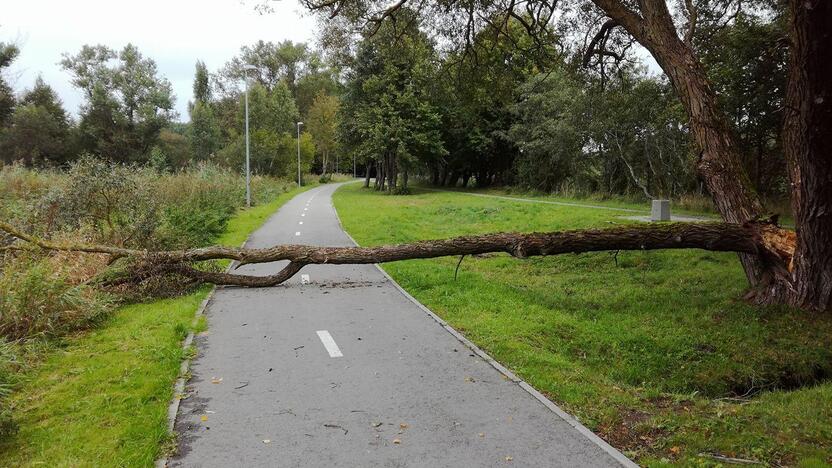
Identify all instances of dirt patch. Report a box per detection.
[597,408,668,454]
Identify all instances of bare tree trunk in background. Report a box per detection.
[375,156,384,191]
[364,160,372,188]
[780,0,832,311]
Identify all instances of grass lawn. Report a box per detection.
[333,183,832,467]
[0,183,315,467]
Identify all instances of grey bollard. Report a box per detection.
[651,199,670,221]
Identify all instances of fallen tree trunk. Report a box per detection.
[0,220,794,288]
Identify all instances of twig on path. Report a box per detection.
[324,424,348,435]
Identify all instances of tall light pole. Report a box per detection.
[296,121,303,187]
[242,64,258,207]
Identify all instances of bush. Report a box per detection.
[45,155,160,248]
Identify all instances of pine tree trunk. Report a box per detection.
[780,0,832,311]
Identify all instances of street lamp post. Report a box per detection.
[242,64,258,208]
[296,122,304,187]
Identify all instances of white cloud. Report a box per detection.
[2,0,316,121]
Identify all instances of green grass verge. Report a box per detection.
[0,183,316,467]
[333,184,832,466]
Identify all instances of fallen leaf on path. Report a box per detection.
[200,415,208,422]
[372,422,382,428]
[393,438,401,445]
[478,432,485,438]
[399,423,409,429]
[211,377,223,384]
[505,456,513,462]
[263,439,271,444]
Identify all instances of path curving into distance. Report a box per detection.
[169,182,635,468]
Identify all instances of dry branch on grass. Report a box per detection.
[0,219,794,289]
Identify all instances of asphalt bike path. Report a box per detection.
[170,182,635,467]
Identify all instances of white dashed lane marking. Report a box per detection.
[295,231,301,236]
[316,330,343,358]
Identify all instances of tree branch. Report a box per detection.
[1,220,795,288]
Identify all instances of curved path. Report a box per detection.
[170,182,635,467]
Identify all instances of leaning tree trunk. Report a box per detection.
[780,0,832,311]
[593,0,770,289]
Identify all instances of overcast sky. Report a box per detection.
[2,0,316,122]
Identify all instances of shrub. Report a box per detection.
[45,155,160,248]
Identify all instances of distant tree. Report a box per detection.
[193,60,212,104]
[243,81,298,135]
[0,42,19,128]
[306,91,339,175]
[0,77,72,166]
[214,81,301,177]
[189,100,221,162]
[507,71,584,193]
[218,40,308,94]
[61,44,175,162]
[294,51,341,118]
[340,12,445,192]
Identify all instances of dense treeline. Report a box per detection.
[334,6,787,201]
[1,7,787,201]
[0,39,343,180]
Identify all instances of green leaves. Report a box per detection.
[60,44,175,162]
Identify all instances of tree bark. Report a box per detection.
[376,156,385,191]
[779,0,832,311]
[1,219,794,290]
[364,160,372,188]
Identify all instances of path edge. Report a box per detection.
[331,185,639,468]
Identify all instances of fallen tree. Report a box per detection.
[0,219,795,292]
